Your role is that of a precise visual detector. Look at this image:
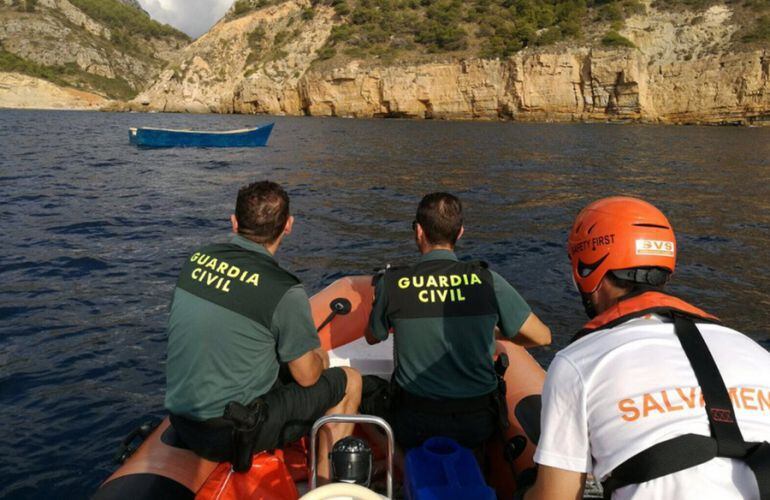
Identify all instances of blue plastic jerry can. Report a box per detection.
[404,437,496,500]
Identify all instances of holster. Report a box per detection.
[494,353,511,431]
[223,399,267,472]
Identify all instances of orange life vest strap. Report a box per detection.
[575,291,719,341]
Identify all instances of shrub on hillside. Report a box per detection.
[68,0,187,39]
[301,7,315,20]
[310,0,759,62]
[0,49,136,99]
[232,0,252,17]
[601,29,635,47]
[742,14,770,42]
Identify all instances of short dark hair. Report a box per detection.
[235,181,290,244]
[415,192,463,246]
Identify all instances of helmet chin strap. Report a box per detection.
[573,274,598,319]
[581,292,597,319]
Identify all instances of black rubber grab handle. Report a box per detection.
[316,298,352,332]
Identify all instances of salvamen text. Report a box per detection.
[618,385,770,422]
[188,252,260,293]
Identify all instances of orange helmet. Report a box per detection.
[568,197,676,294]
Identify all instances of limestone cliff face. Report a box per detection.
[131,0,335,114]
[132,2,769,124]
[0,0,185,109]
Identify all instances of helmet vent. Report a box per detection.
[587,222,597,234]
[632,223,670,229]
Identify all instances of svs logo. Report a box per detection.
[635,239,675,257]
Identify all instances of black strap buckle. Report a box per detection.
[114,419,161,464]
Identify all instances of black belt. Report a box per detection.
[397,387,495,415]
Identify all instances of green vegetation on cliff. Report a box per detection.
[0,0,188,99]
[230,0,768,62]
[0,45,134,99]
[69,0,183,38]
[297,0,769,61]
[743,14,770,41]
[67,0,188,40]
[303,0,649,61]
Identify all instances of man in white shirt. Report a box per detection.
[524,197,770,500]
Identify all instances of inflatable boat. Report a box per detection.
[94,275,545,499]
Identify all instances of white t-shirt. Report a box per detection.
[534,314,770,500]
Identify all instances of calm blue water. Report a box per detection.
[0,109,768,498]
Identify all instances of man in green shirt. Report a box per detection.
[368,192,551,450]
[165,180,361,481]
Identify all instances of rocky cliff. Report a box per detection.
[129,0,769,125]
[0,71,109,108]
[0,0,187,108]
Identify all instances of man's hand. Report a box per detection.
[512,312,551,348]
[288,348,327,387]
[364,327,381,345]
[523,465,585,500]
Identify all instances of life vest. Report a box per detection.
[574,290,719,340]
[572,291,770,500]
[384,259,497,321]
[176,242,301,329]
[382,259,501,400]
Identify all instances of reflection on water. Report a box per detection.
[0,110,768,497]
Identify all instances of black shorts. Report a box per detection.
[392,391,498,450]
[170,367,348,462]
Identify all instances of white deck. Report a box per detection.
[328,336,394,380]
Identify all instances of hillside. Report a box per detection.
[129,0,769,124]
[0,0,188,104]
[229,0,769,65]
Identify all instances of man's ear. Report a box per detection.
[456,225,464,242]
[230,214,239,233]
[284,215,294,236]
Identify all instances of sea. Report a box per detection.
[0,109,768,498]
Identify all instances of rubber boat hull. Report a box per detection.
[128,123,274,148]
[94,275,545,499]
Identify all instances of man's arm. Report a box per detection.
[530,356,591,500]
[524,466,585,500]
[367,276,390,345]
[288,347,329,387]
[511,312,551,347]
[491,271,551,347]
[273,285,325,387]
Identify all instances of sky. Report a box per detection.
[137,0,235,38]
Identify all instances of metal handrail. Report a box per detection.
[309,414,394,499]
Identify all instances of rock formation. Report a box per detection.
[129,1,769,125]
[0,0,186,109]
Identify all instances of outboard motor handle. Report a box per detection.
[316,297,352,332]
[309,414,394,499]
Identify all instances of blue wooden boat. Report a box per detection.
[129,123,274,148]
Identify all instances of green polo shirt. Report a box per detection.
[370,249,531,399]
[165,234,320,420]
